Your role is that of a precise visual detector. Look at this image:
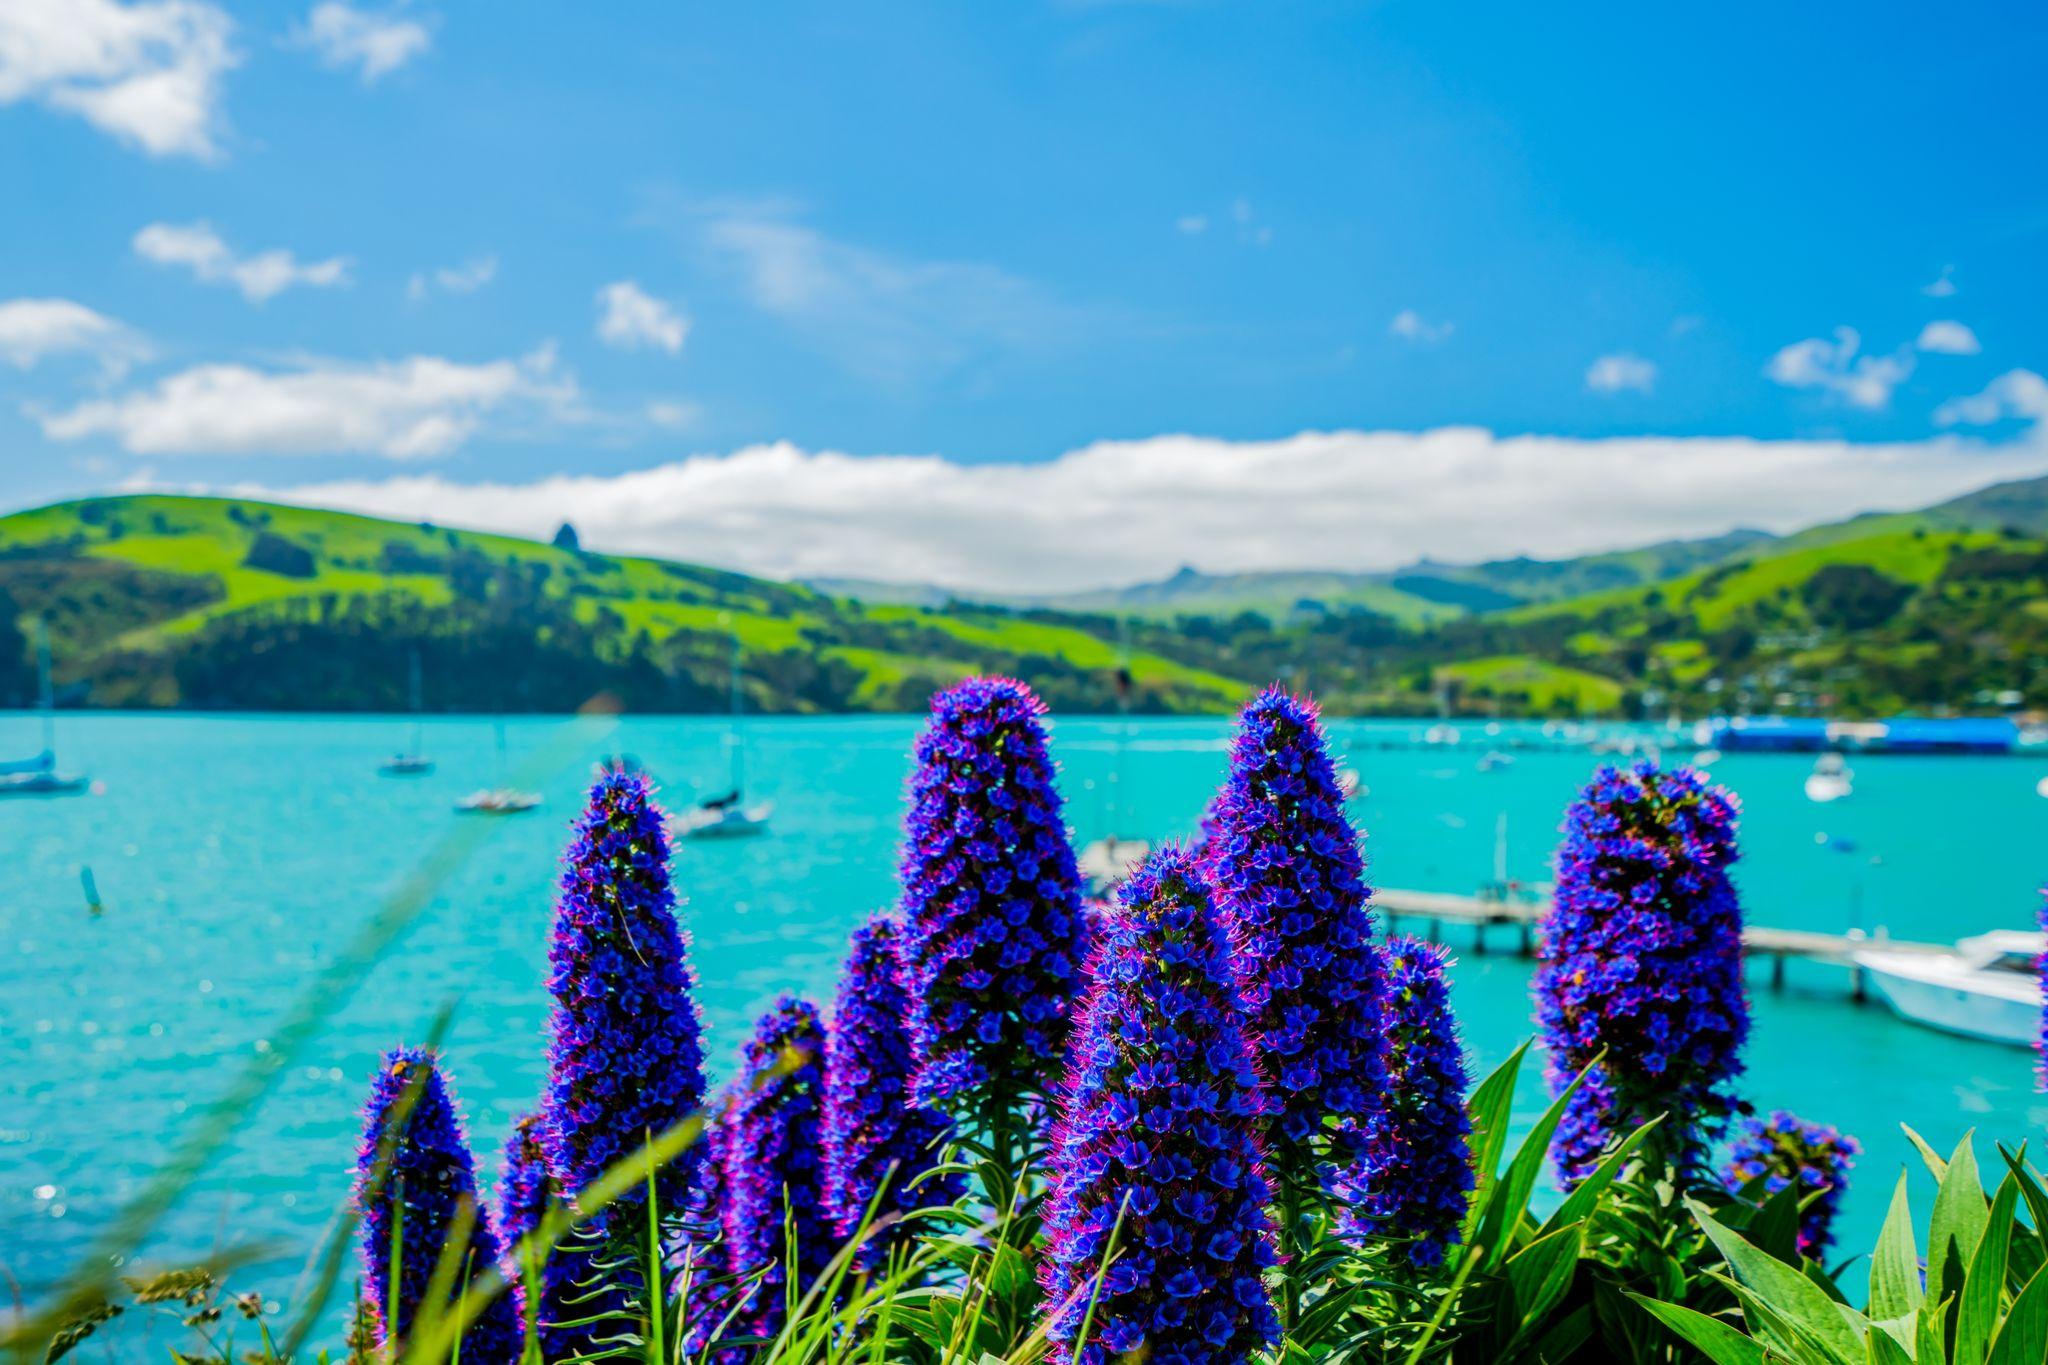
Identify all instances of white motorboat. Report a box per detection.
[1477,750,1513,772]
[1804,752,1853,803]
[1854,931,2043,1047]
[1,622,87,798]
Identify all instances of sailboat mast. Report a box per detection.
[37,619,55,760]
[727,634,744,795]
[407,648,424,754]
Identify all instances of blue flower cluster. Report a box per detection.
[898,677,1091,1115]
[1346,937,1474,1268]
[1199,687,1390,1187]
[822,910,962,1261]
[496,1113,615,1360]
[1723,1111,1859,1258]
[352,1048,520,1364]
[1535,761,1749,1182]
[540,768,709,1229]
[720,997,833,1341]
[1041,846,1280,1365]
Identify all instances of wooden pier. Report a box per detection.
[1375,887,1950,1000]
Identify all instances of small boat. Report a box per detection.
[680,636,771,840]
[1,622,87,798]
[1476,750,1513,772]
[674,789,774,839]
[1804,753,1854,803]
[379,650,433,776]
[455,787,542,815]
[1854,931,2044,1047]
[1079,835,1151,897]
[1693,748,1723,767]
[455,719,539,813]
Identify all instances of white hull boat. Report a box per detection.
[1854,931,2043,1047]
[0,764,89,797]
[456,787,542,814]
[675,799,774,839]
[1079,835,1151,896]
[1804,753,1853,803]
[2,623,87,798]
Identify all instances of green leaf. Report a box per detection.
[1692,1201,1867,1365]
[1865,1328,1915,1365]
[1902,1124,1950,1181]
[1986,1264,2048,1365]
[1956,1175,2021,1365]
[1625,1295,1769,1365]
[1476,1053,1599,1269]
[1748,1175,1808,1267]
[1503,1221,1583,1345]
[1460,1041,1528,1245]
[1868,1172,1924,1321]
[1918,1296,1951,1365]
[1539,1114,1661,1237]
[1930,1132,1991,1307]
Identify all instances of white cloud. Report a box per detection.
[645,399,702,430]
[1175,214,1208,235]
[407,254,497,300]
[226,427,2048,594]
[0,298,147,372]
[295,3,430,84]
[1915,320,1980,356]
[0,0,237,159]
[1936,370,2048,429]
[134,221,352,302]
[1765,327,1913,410]
[688,202,1090,387]
[595,281,689,354]
[1388,309,1453,345]
[37,346,572,459]
[1922,265,1957,298]
[1585,353,1656,395]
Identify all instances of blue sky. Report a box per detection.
[3,1,2046,589]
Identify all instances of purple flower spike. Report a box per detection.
[1535,761,1750,1184]
[822,911,964,1261]
[541,767,709,1230]
[1346,937,1474,1269]
[1042,846,1281,1365]
[1200,686,1391,1190]
[898,677,1091,1117]
[1723,1111,1859,1258]
[496,1113,617,1360]
[722,997,833,1342]
[353,1048,520,1365]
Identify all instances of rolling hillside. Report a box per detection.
[0,496,1244,713]
[2,476,2044,717]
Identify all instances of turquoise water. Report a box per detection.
[5,711,2046,1327]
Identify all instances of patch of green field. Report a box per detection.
[1435,654,1624,713]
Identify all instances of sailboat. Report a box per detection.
[676,637,772,839]
[1,621,88,798]
[379,649,434,776]
[455,718,542,814]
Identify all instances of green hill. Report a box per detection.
[4,478,2044,718]
[0,495,1245,713]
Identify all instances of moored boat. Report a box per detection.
[1853,931,2044,1047]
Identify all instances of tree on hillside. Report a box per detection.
[552,522,581,550]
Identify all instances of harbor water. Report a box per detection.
[4,711,2046,1327]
